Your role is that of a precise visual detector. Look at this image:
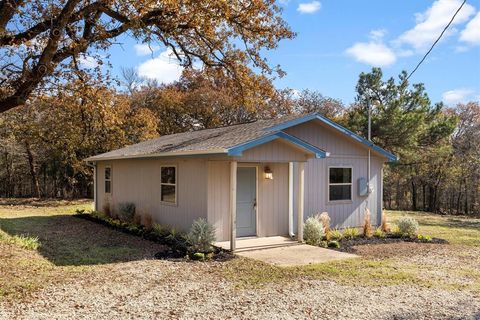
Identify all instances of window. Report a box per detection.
[328,167,352,201]
[105,166,112,193]
[161,166,176,204]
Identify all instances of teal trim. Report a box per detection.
[227,134,280,156]
[265,113,398,162]
[274,131,327,159]
[227,131,327,158]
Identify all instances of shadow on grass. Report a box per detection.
[0,215,164,266]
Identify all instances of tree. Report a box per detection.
[0,0,294,113]
[343,68,458,212]
[0,80,158,198]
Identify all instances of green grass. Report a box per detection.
[0,198,163,300]
[0,230,40,250]
[387,210,480,246]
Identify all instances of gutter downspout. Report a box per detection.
[288,162,295,237]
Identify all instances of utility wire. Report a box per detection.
[406,0,467,81]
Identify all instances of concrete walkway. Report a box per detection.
[216,236,358,266]
[237,244,358,266]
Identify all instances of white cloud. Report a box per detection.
[460,12,480,45]
[137,49,183,84]
[396,0,475,51]
[346,42,396,67]
[455,45,469,53]
[369,29,387,41]
[442,88,475,105]
[77,55,98,68]
[134,43,160,56]
[297,1,321,14]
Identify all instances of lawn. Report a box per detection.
[0,199,479,318]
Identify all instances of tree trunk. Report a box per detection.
[25,141,41,198]
[411,180,417,211]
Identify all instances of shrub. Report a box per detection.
[91,210,107,220]
[327,240,340,248]
[133,213,142,226]
[343,227,359,239]
[167,228,188,253]
[118,202,135,222]
[191,252,205,261]
[143,214,154,231]
[363,208,373,238]
[390,224,402,238]
[319,241,328,248]
[396,216,419,237]
[315,212,331,236]
[373,228,386,238]
[102,201,111,217]
[303,217,324,246]
[152,223,170,238]
[381,210,390,232]
[186,218,216,254]
[329,228,343,241]
[418,234,432,243]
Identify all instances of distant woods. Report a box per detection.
[0,68,478,215]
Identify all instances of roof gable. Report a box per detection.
[264,113,398,162]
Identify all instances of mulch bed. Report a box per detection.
[336,236,448,254]
[75,213,233,262]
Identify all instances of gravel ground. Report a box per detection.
[1,256,479,320]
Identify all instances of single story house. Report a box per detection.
[86,113,397,251]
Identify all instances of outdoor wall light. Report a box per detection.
[264,166,273,180]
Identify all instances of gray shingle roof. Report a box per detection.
[86,114,305,161]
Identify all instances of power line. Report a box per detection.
[406,0,468,81]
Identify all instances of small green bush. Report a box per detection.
[186,218,216,253]
[396,216,419,237]
[418,234,432,243]
[303,217,324,246]
[152,223,170,238]
[319,240,328,248]
[329,228,343,241]
[118,202,135,222]
[343,227,359,239]
[191,252,205,261]
[373,228,386,238]
[327,240,340,248]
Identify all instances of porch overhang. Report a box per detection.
[227,131,328,159]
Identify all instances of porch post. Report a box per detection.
[297,162,305,242]
[229,161,237,251]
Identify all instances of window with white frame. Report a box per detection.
[160,166,176,204]
[328,167,352,201]
[105,166,112,193]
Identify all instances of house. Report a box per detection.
[86,113,397,251]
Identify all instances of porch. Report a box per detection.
[215,236,358,266]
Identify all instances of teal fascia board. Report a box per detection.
[227,131,327,159]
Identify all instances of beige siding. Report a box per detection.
[207,161,290,241]
[238,139,309,162]
[286,120,372,157]
[96,158,207,232]
[288,120,387,228]
[257,163,289,237]
[207,161,231,241]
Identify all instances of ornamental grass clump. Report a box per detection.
[315,212,331,240]
[329,228,343,241]
[381,210,390,232]
[343,227,359,239]
[396,216,419,237]
[186,218,216,254]
[303,217,324,246]
[363,208,373,238]
[118,202,135,223]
